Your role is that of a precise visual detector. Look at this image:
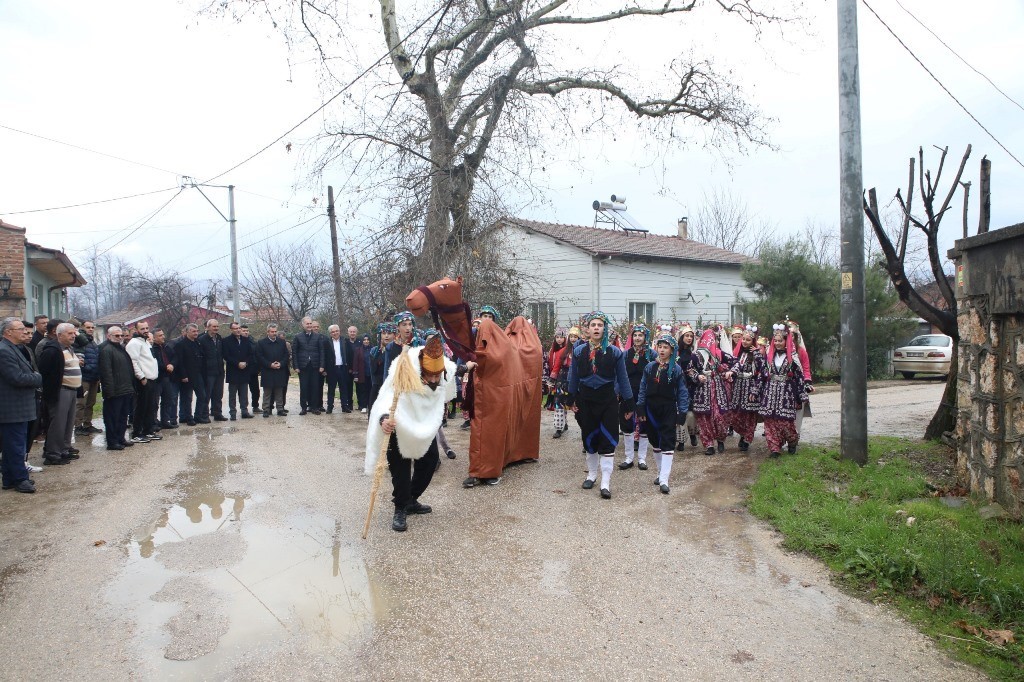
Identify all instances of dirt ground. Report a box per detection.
[0,379,979,681]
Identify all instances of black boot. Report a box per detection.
[787,443,798,454]
[738,439,750,452]
[392,509,408,532]
[690,433,698,446]
[705,446,715,456]
[717,440,725,453]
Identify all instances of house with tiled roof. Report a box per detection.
[0,219,87,321]
[496,216,754,329]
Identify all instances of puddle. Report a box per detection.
[107,439,389,678]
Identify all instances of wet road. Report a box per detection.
[804,378,947,443]
[0,379,979,680]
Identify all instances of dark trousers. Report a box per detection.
[248,373,260,408]
[644,399,677,453]
[205,373,224,418]
[132,379,156,437]
[326,364,350,411]
[228,382,249,416]
[261,386,286,414]
[177,379,200,422]
[156,376,178,425]
[355,380,369,410]
[386,433,439,510]
[298,365,322,411]
[1,421,30,487]
[103,394,132,447]
[577,384,619,455]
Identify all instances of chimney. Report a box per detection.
[677,216,689,240]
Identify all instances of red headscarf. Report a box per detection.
[698,328,722,361]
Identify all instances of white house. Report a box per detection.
[497,217,753,330]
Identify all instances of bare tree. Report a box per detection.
[863,145,971,440]
[690,186,773,255]
[125,267,205,335]
[238,243,333,325]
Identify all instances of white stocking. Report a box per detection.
[637,436,649,464]
[586,452,600,482]
[600,456,614,490]
[659,452,674,485]
[623,433,635,462]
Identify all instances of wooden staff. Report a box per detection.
[362,349,421,539]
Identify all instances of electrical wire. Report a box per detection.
[178,214,326,274]
[861,0,1024,170]
[85,188,186,260]
[891,0,1024,114]
[1,186,180,216]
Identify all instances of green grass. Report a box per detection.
[749,437,1024,680]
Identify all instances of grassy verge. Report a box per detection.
[749,437,1024,680]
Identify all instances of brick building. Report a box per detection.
[0,219,87,321]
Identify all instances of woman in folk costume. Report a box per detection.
[547,328,572,439]
[618,323,655,470]
[687,325,732,456]
[675,323,699,448]
[637,334,690,494]
[724,325,762,452]
[366,330,458,532]
[787,319,815,433]
[755,324,809,458]
[368,322,397,413]
[567,312,633,500]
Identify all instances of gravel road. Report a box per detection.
[0,377,979,681]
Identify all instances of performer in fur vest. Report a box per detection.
[637,334,690,494]
[755,323,809,459]
[366,330,456,532]
[724,325,762,453]
[687,325,732,456]
[618,323,655,470]
[567,311,633,500]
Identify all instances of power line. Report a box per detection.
[1,186,180,216]
[179,215,326,274]
[0,123,184,176]
[861,0,1024,170]
[86,188,186,260]
[891,0,1024,114]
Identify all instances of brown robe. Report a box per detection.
[467,317,543,478]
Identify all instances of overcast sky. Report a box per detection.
[1,0,1021,283]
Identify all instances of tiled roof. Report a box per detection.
[95,306,162,326]
[502,218,752,266]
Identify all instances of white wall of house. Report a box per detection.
[502,225,751,328]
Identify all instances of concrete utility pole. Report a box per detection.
[327,186,344,324]
[228,185,239,323]
[838,0,868,464]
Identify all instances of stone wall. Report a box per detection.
[0,223,27,320]
[950,223,1024,517]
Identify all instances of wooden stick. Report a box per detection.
[361,391,401,539]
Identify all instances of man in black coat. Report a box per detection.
[198,319,227,422]
[292,316,325,415]
[256,323,290,417]
[172,323,206,425]
[223,321,256,420]
[28,315,48,352]
[241,325,260,409]
[151,328,178,428]
[98,326,136,450]
[0,318,43,493]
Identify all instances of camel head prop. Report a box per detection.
[405,276,464,316]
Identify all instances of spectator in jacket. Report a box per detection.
[353,333,371,413]
[223,321,256,420]
[1,318,43,493]
[256,323,290,417]
[34,318,62,363]
[198,319,227,422]
[74,320,102,435]
[292,317,325,415]
[173,324,206,426]
[37,322,81,465]
[240,325,260,409]
[126,322,160,443]
[151,329,178,429]
[28,315,47,352]
[17,321,44,472]
[340,325,359,412]
[325,324,349,414]
[99,326,135,450]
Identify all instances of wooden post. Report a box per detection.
[978,157,991,234]
[327,186,345,325]
[959,181,971,239]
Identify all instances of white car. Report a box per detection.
[893,334,953,379]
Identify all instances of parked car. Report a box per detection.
[893,334,953,378]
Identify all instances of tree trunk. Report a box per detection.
[924,343,958,440]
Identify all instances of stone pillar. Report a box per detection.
[949,223,1024,517]
[0,224,27,319]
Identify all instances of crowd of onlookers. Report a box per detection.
[0,314,374,494]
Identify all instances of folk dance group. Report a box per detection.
[364,301,812,533]
[548,314,813,498]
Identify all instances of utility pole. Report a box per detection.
[327,186,344,324]
[228,185,239,323]
[838,0,868,465]
[978,156,991,234]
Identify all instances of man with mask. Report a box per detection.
[365,330,456,533]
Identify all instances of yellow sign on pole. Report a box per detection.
[841,272,853,289]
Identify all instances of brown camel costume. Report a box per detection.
[406,278,543,480]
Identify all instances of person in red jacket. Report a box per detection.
[547,328,571,438]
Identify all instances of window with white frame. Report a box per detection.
[528,301,555,333]
[31,283,41,317]
[729,303,748,325]
[628,302,656,323]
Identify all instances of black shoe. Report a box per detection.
[195,418,211,424]
[690,434,698,446]
[61,452,80,460]
[770,451,781,459]
[618,460,634,470]
[600,488,611,499]
[74,426,90,436]
[637,461,649,470]
[582,479,595,490]
[241,413,254,419]
[106,444,125,451]
[229,415,237,421]
[483,477,501,486]
[89,425,104,434]
[213,415,229,422]
[552,429,562,439]
[660,483,670,494]
[705,446,715,456]
[300,409,308,415]
[145,433,162,440]
[66,447,80,455]
[342,408,352,413]
[44,457,69,465]
[326,408,333,414]
[121,440,134,447]
[312,410,322,415]
[278,410,289,416]
[787,444,798,454]
[152,425,162,432]
[186,420,197,426]
[442,418,448,428]
[462,477,478,488]
[717,440,725,453]
[392,509,408,532]
[739,439,750,452]
[446,449,456,460]
[460,420,471,430]
[263,412,271,418]
[406,501,432,514]
[3,480,35,493]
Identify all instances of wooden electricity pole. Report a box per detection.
[328,186,345,325]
